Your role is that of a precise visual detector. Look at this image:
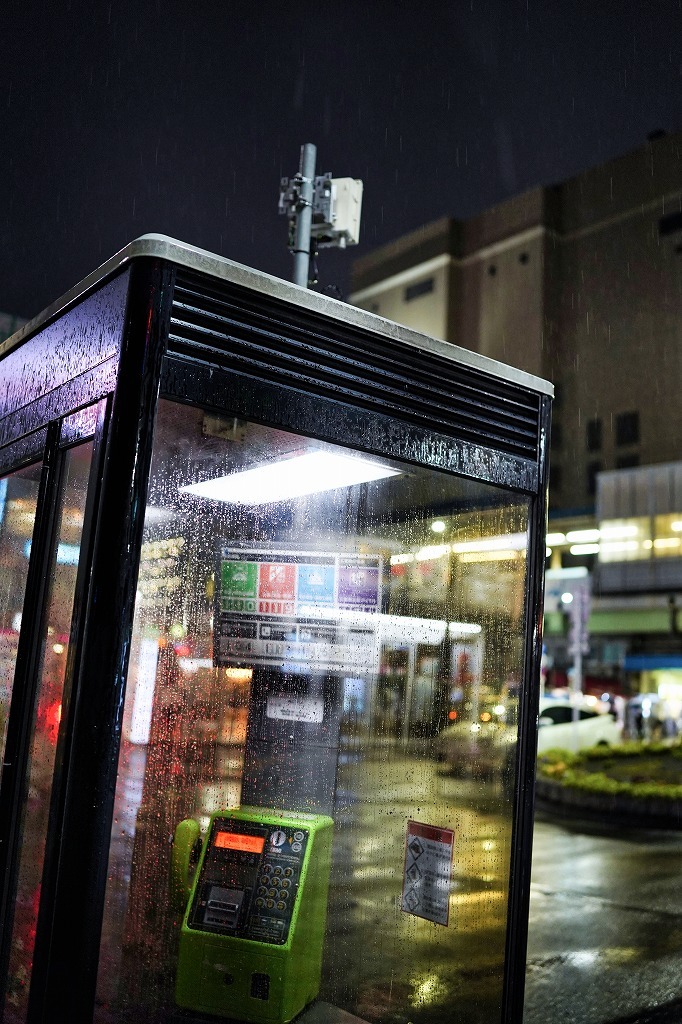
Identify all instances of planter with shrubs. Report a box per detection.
[534,740,682,828]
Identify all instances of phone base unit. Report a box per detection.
[173,807,334,1024]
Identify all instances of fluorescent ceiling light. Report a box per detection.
[566,529,601,544]
[379,615,447,644]
[179,450,400,505]
[375,616,481,643]
[144,506,175,525]
[449,621,482,635]
[451,532,527,554]
[569,543,600,555]
[415,544,450,561]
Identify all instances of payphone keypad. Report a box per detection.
[188,818,309,945]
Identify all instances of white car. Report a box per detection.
[537,698,622,754]
[435,696,621,783]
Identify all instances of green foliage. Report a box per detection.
[536,739,682,801]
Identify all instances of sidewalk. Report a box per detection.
[607,998,682,1023]
[524,815,682,1024]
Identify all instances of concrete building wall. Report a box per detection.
[351,255,452,339]
[458,225,547,377]
[350,130,682,514]
[553,144,682,509]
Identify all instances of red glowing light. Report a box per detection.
[43,700,62,742]
[214,831,265,854]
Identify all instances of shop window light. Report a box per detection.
[390,553,415,565]
[565,529,601,544]
[569,543,600,555]
[600,524,639,539]
[179,450,400,505]
[459,549,521,562]
[451,532,527,554]
[600,540,639,554]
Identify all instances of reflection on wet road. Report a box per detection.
[322,751,514,1024]
[324,752,682,1024]
[524,815,682,1024]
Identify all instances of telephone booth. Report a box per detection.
[0,235,551,1024]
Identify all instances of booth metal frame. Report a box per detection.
[0,235,552,1024]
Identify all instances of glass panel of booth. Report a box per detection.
[95,399,531,1024]
[5,441,93,1019]
[0,463,42,771]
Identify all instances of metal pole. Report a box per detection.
[571,588,583,743]
[292,143,316,287]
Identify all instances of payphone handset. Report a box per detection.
[172,807,334,1024]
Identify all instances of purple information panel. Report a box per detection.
[337,565,381,609]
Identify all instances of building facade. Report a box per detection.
[350,130,682,515]
[350,131,682,709]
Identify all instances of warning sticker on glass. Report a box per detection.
[266,695,325,723]
[401,820,454,926]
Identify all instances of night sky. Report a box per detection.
[2,2,682,319]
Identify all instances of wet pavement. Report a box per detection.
[524,812,682,1024]
[323,752,514,1023]
[331,750,682,1024]
[93,743,682,1024]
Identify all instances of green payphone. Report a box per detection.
[172,806,334,1023]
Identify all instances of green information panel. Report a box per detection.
[215,547,382,671]
[221,560,259,613]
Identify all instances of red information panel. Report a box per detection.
[402,820,454,926]
[258,562,296,615]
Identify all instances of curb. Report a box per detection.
[534,777,682,830]
[603,995,682,1023]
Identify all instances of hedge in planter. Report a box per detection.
[536,739,682,802]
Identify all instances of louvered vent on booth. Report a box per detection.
[168,270,542,464]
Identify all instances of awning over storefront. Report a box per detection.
[624,654,682,671]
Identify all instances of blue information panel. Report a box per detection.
[296,563,336,609]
